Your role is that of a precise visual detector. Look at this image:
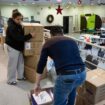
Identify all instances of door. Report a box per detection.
[63,16,73,34]
[63,16,69,34]
[69,16,73,33]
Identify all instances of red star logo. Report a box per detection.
[56,5,63,15]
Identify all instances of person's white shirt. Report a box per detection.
[47,57,57,83]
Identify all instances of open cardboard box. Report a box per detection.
[30,88,53,105]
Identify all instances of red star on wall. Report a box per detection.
[78,0,82,5]
[56,5,63,15]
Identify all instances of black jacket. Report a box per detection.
[6,18,32,51]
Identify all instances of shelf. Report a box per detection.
[66,36,105,50]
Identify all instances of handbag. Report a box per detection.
[85,55,93,69]
[90,59,99,70]
[86,55,93,62]
[84,44,92,50]
[98,49,105,58]
[85,55,98,70]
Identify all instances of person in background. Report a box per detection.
[6,12,35,85]
[34,26,86,105]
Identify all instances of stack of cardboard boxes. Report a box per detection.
[0,33,5,45]
[0,27,7,45]
[23,23,46,83]
[0,35,5,45]
[76,69,105,105]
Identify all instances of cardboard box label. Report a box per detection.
[24,42,43,56]
[32,91,53,105]
[25,42,31,50]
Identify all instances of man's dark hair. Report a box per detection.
[12,12,22,19]
[50,25,63,36]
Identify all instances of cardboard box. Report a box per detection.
[24,50,34,56]
[0,36,2,44]
[24,66,36,83]
[77,70,105,104]
[24,42,43,50]
[75,95,105,105]
[85,77,105,104]
[77,85,86,96]
[92,69,105,76]
[24,66,47,83]
[24,47,42,56]
[0,36,5,44]
[32,91,53,105]
[23,23,44,42]
[31,88,53,105]
[24,42,43,56]
[96,100,105,105]
[29,34,43,42]
[85,70,105,104]
[24,27,43,35]
[75,95,91,105]
[24,55,40,69]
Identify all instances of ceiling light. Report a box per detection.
[32,2,36,4]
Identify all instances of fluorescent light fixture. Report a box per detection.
[32,2,36,4]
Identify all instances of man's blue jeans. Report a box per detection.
[54,70,86,105]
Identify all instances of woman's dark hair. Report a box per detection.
[50,25,63,36]
[12,12,22,19]
[12,9,18,14]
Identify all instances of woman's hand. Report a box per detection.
[30,32,35,37]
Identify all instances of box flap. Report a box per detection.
[22,23,43,27]
[87,76,105,87]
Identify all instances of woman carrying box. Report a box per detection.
[6,11,35,85]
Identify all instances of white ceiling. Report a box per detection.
[0,0,105,5]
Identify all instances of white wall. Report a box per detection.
[0,5,105,27]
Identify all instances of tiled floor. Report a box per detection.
[0,45,54,105]
[0,45,34,105]
[0,45,7,82]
